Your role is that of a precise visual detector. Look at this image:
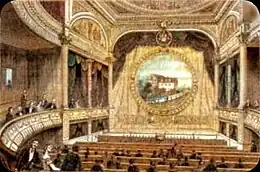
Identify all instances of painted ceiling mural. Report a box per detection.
[71,19,106,49]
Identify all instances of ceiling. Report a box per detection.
[88,0,237,24]
[0,3,55,50]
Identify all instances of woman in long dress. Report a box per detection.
[42,145,60,171]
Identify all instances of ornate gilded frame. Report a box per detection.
[130,48,198,115]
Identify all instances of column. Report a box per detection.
[227,62,232,107]
[226,123,230,137]
[213,50,220,132]
[86,59,94,107]
[88,120,92,135]
[105,56,116,107]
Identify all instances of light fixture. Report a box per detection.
[156,20,173,47]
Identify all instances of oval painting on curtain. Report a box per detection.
[136,54,192,105]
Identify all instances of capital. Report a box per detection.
[237,32,248,45]
[58,33,72,45]
[105,56,116,64]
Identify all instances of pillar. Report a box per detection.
[237,23,249,147]
[226,123,230,137]
[105,56,116,107]
[88,120,92,135]
[227,62,232,107]
[86,59,94,107]
[213,50,220,132]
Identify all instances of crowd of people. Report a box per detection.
[86,143,247,172]
[4,90,82,124]
[16,140,82,171]
[4,90,58,124]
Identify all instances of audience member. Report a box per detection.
[217,157,228,168]
[107,155,117,169]
[169,163,174,170]
[53,149,62,169]
[5,107,13,123]
[15,105,23,117]
[151,150,157,158]
[254,100,259,109]
[100,160,104,170]
[168,146,177,158]
[85,147,90,159]
[61,145,81,171]
[42,145,60,171]
[158,157,167,165]
[116,157,121,169]
[26,102,37,114]
[135,150,143,157]
[158,149,165,158]
[126,150,131,157]
[146,161,156,172]
[196,152,203,165]
[91,160,103,172]
[181,156,189,166]
[250,140,257,152]
[47,99,57,110]
[120,149,126,156]
[176,148,184,159]
[234,158,244,168]
[175,156,182,166]
[190,150,197,159]
[202,158,217,172]
[69,98,76,108]
[20,89,27,110]
[112,149,120,156]
[127,159,139,172]
[16,140,42,171]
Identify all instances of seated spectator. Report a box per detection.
[217,157,228,168]
[20,89,27,111]
[94,151,98,155]
[120,149,126,156]
[5,107,13,123]
[107,155,117,169]
[234,158,245,168]
[85,147,90,159]
[250,140,257,152]
[61,145,81,171]
[15,105,23,117]
[47,99,57,110]
[112,149,120,156]
[254,100,259,109]
[135,150,143,157]
[176,148,184,159]
[169,163,174,170]
[202,158,217,172]
[128,159,139,172]
[53,150,62,169]
[190,150,197,159]
[196,152,203,165]
[69,98,76,108]
[158,157,167,165]
[116,157,121,169]
[175,157,182,166]
[26,101,37,114]
[151,150,157,158]
[100,160,104,170]
[168,146,177,158]
[91,160,103,172]
[158,149,165,158]
[146,161,156,172]
[126,150,131,157]
[181,156,189,166]
[40,94,49,109]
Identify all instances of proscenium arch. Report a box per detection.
[112,29,218,52]
[70,12,109,51]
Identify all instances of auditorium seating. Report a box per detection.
[74,137,260,172]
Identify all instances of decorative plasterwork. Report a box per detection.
[110,24,218,52]
[219,15,239,46]
[129,48,198,116]
[12,1,62,46]
[90,0,235,24]
[219,33,240,61]
[218,108,260,137]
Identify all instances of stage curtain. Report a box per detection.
[111,46,214,132]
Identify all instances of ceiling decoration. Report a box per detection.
[90,0,235,24]
[40,0,64,23]
[71,19,107,49]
